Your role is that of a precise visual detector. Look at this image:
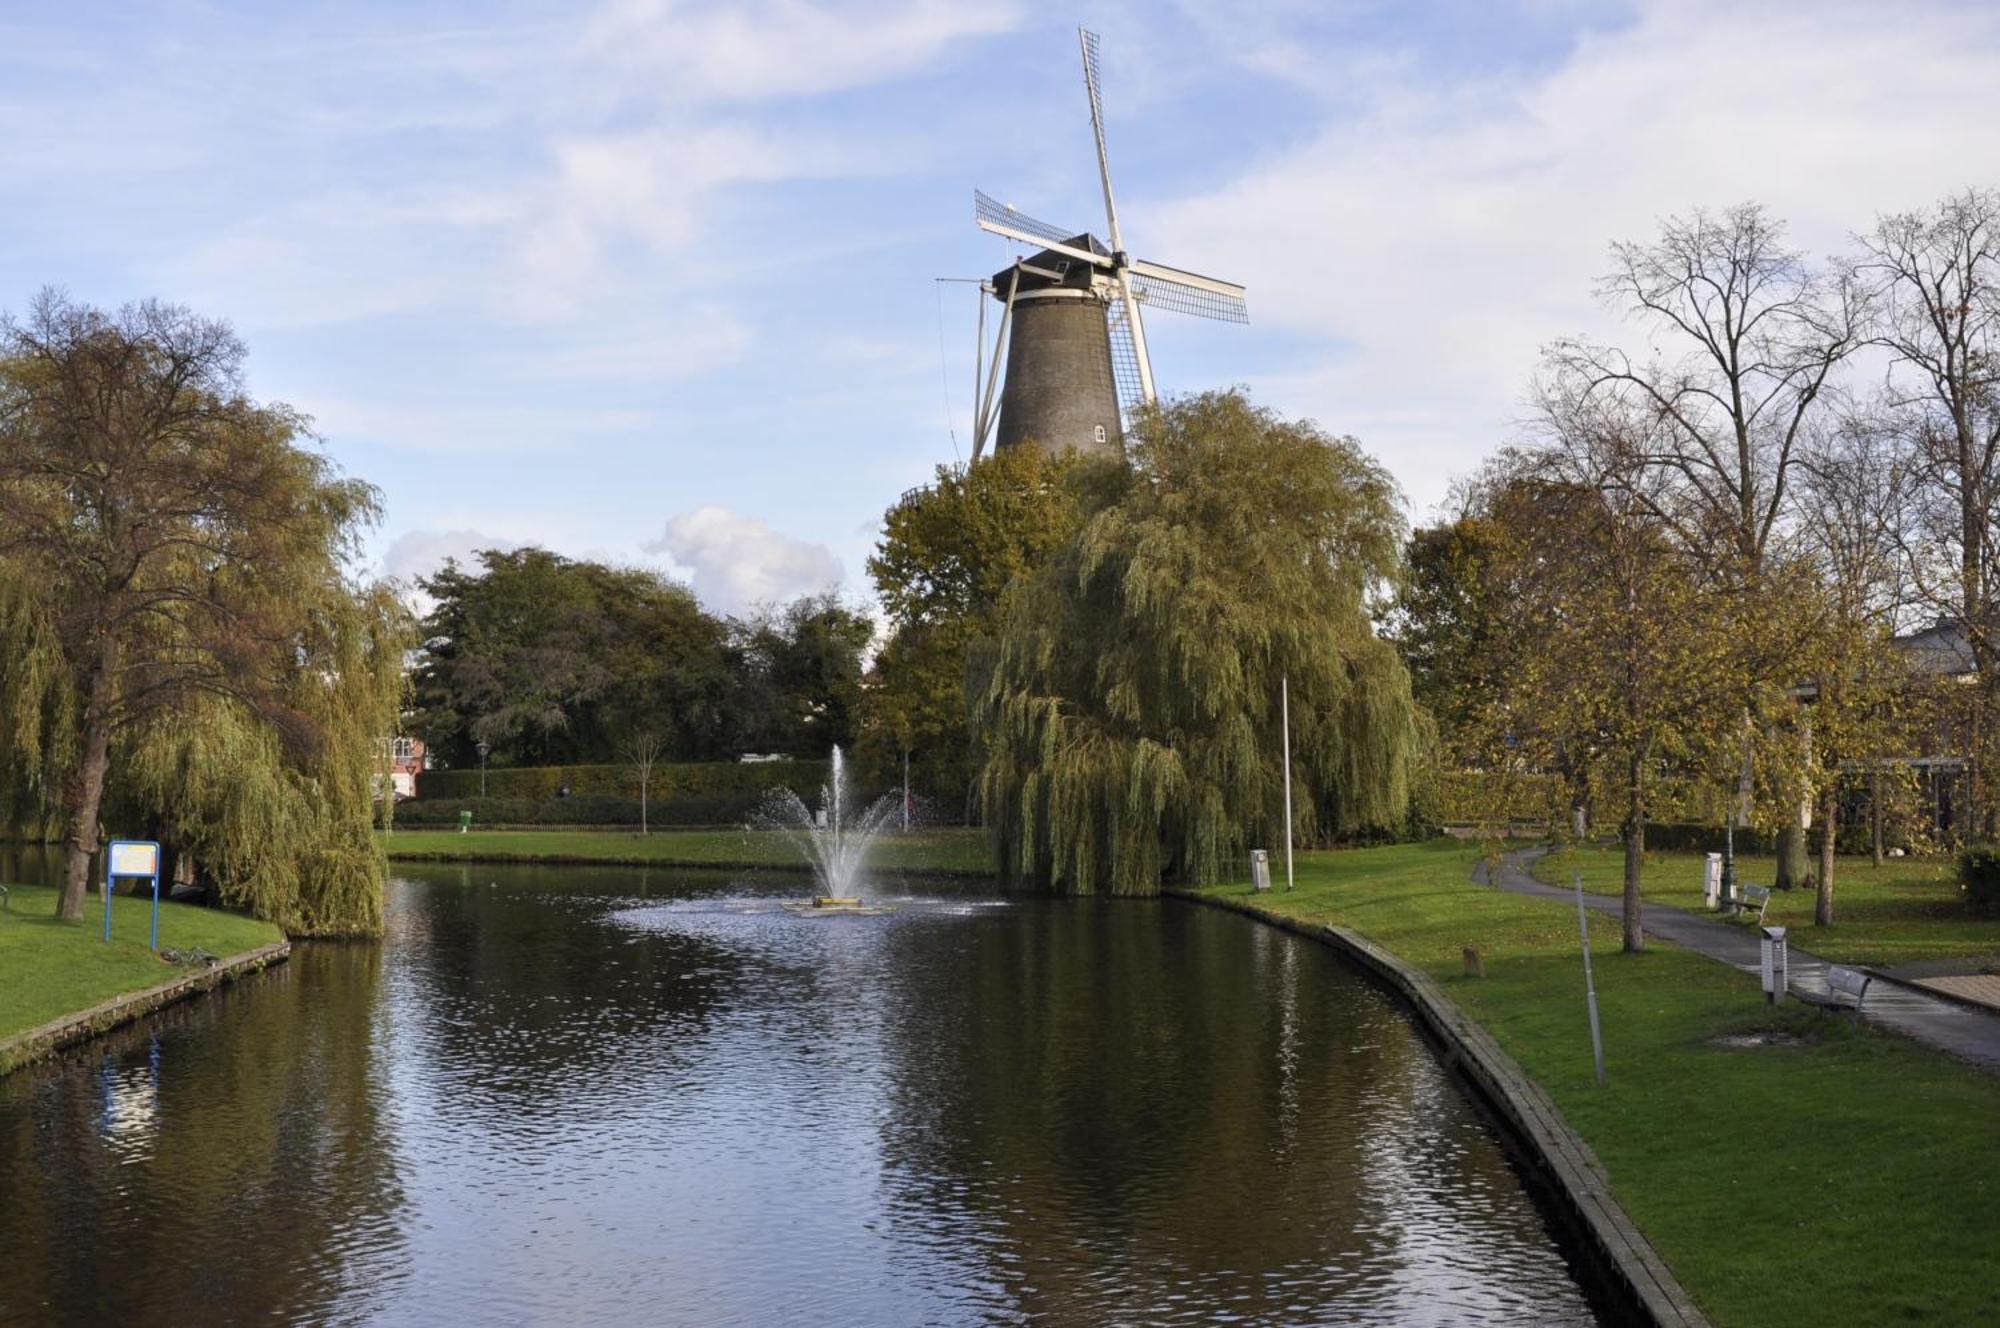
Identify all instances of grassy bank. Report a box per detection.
[1194,839,2000,1328]
[1536,844,2000,966]
[378,826,996,875]
[0,884,282,1042]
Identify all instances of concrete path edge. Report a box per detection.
[0,940,291,1077]
[1167,887,1711,1328]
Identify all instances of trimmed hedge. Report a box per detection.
[414,759,830,802]
[1959,844,2000,915]
[1636,822,1780,855]
[396,793,774,829]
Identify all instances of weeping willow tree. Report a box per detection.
[0,291,409,934]
[973,391,1417,895]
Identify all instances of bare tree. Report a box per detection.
[1856,188,2000,834]
[621,730,665,835]
[1792,408,1922,920]
[1544,205,1860,888]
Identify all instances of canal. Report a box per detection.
[0,862,1604,1324]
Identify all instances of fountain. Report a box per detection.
[757,747,899,915]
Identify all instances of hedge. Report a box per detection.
[414,759,830,803]
[395,793,775,829]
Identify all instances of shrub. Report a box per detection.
[1957,844,2000,915]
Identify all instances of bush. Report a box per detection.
[1957,844,2000,915]
[413,759,830,803]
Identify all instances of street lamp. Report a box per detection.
[476,741,490,798]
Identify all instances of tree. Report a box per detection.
[1857,189,2000,835]
[732,593,873,758]
[621,730,664,835]
[1387,512,1508,762]
[975,391,1416,895]
[1543,205,1859,888]
[412,549,737,766]
[1472,447,1735,953]
[0,291,404,930]
[1791,411,1927,922]
[862,447,1086,802]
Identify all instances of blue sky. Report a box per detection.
[4,0,1998,614]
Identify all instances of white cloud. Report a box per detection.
[1152,0,2000,518]
[644,505,843,615]
[379,528,526,585]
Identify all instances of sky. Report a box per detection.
[3,0,1999,617]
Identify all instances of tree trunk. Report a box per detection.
[1775,817,1808,890]
[1816,783,1837,926]
[1622,757,1645,954]
[1871,764,1884,867]
[640,774,649,836]
[57,685,115,921]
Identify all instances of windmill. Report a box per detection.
[967,27,1247,461]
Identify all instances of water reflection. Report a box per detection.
[0,861,1600,1325]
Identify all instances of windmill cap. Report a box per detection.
[990,234,1110,294]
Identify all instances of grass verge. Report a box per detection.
[0,883,282,1042]
[1194,839,2000,1328]
[1535,844,2000,967]
[377,826,996,875]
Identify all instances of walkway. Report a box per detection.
[1480,848,2000,1073]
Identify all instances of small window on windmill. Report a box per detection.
[1053,261,1070,279]
[1094,424,1107,444]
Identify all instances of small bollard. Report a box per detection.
[1462,946,1485,978]
[1760,925,1789,1005]
[1703,852,1723,910]
[1249,849,1271,892]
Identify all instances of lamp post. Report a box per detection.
[476,741,490,798]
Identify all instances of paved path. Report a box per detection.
[1480,848,2000,1073]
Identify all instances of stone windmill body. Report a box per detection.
[967,29,1248,460]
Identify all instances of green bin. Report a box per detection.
[459,810,473,834]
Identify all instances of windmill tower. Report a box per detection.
[968,28,1248,460]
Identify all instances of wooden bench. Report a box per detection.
[1729,884,1772,924]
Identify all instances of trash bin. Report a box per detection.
[458,810,474,835]
[1250,849,1271,892]
[1760,925,1788,1004]
[1704,853,1723,910]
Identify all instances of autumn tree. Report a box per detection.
[1473,441,1735,952]
[0,291,405,931]
[862,446,1087,802]
[1543,205,1859,886]
[975,392,1416,895]
[1857,188,2000,834]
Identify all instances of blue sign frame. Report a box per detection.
[103,840,164,951]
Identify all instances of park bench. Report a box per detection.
[1729,884,1772,924]
[1800,964,1872,1024]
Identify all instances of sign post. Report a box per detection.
[103,841,163,951]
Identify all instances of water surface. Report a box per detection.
[0,861,1601,1324]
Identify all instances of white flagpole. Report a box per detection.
[1282,673,1295,891]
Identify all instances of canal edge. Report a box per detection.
[1166,888,1711,1328]
[0,940,291,1078]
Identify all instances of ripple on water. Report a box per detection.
[0,867,1602,1325]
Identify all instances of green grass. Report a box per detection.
[378,826,996,874]
[1536,844,2000,967]
[0,883,282,1042]
[1195,840,2000,1328]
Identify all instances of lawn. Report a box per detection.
[1196,839,2000,1328]
[0,883,282,1043]
[378,825,997,874]
[1535,843,2000,967]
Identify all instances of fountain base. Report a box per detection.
[781,896,894,916]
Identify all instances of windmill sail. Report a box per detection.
[1104,298,1148,424]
